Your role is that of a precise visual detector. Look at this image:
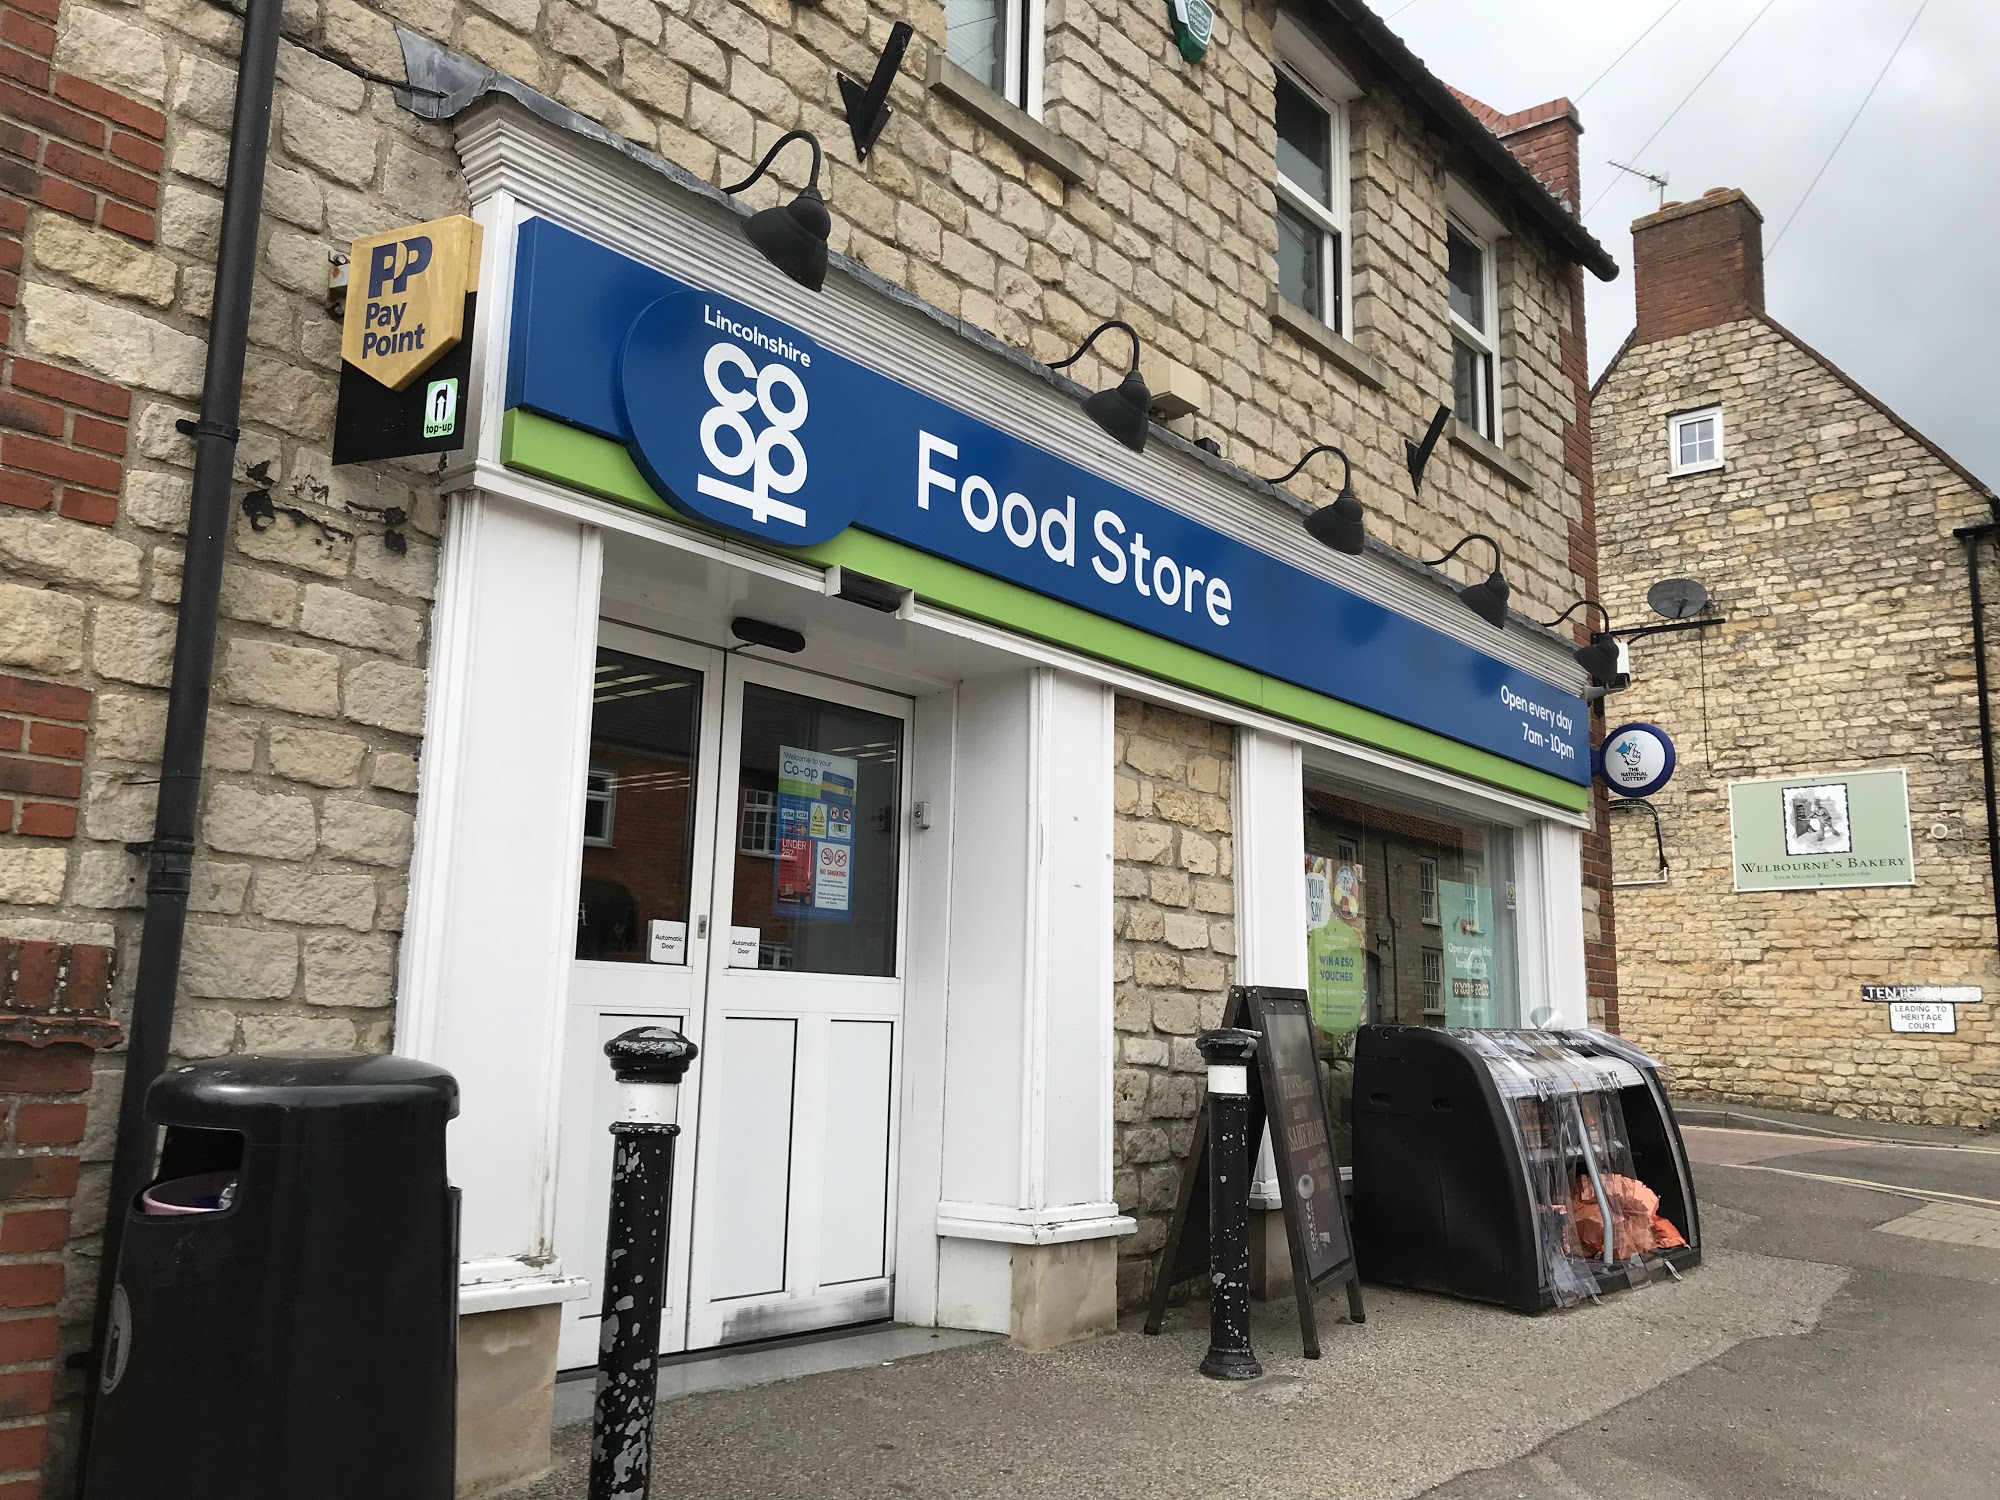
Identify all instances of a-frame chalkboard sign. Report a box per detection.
[1142,986,1364,1357]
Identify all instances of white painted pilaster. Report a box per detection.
[1232,727,1306,1205]
[398,489,603,1302]
[933,668,1130,1332]
[1531,820,1590,1028]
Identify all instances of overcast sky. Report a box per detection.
[1383,0,1999,489]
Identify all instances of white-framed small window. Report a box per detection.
[1272,16,1357,335]
[739,787,778,857]
[1461,862,1484,932]
[946,0,1044,113]
[1669,406,1725,475]
[1336,838,1358,865]
[1421,947,1444,1015]
[582,768,616,847]
[1446,214,1499,440]
[1418,856,1439,925]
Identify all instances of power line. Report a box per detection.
[1583,0,1785,218]
[1386,0,1426,18]
[1769,0,1931,253]
[1577,0,1689,104]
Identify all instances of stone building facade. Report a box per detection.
[1595,189,1999,1129]
[0,0,1621,1488]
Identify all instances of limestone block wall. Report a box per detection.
[1108,696,1234,1307]
[1595,315,1999,1127]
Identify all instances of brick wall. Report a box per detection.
[0,676,88,845]
[0,938,116,1500]
[1630,188,1766,348]
[1595,303,1998,1126]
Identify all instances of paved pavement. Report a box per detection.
[523,1117,2000,1499]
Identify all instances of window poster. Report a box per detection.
[1440,879,1493,1028]
[775,746,858,920]
[1305,855,1366,1037]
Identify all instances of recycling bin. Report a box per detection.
[85,1053,459,1499]
[1351,1025,1700,1312]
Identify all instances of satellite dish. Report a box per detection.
[1647,577,1709,620]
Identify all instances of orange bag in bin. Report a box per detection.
[1572,1173,1671,1257]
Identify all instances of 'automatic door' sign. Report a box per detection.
[342,215,483,390]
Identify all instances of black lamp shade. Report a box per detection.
[1304,487,1366,555]
[1081,369,1151,452]
[1459,568,1510,629]
[1575,631,1622,685]
[743,188,830,291]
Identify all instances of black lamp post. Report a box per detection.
[1538,597,1627,689]
[1422,533,1510,628]
[1267,443,1365,555]
[1050,320,1151,452]
[718,129,830,291]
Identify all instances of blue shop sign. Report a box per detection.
[505,219,1590,785]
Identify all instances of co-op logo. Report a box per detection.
[697,343,809,527]
[619,294,858,547]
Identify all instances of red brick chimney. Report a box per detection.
[1630,187,1765,346]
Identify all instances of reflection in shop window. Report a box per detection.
[1303,772,1520,1037]
[582,769,616,847]
[739,787,778,857]
[574,649,702,963]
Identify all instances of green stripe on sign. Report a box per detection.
[501,409,1590,812]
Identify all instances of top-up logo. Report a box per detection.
[618,290,866,547]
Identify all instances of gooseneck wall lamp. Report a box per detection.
[1422,533,1511,629]
[1267,444,1365,555]
[718,129,831,291]
[1051,320,1152,453]
[1538,597,1629,690]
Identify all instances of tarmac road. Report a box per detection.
[1415,1121,2000,1500]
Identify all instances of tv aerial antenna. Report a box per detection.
[1607,159,1669,209]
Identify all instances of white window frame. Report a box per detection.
[1668,405,1726,476]
[582,767,615,848]
[947,0,1045,115]
[738,785,778,857]
[1461,861,1484,932]
[1444,179,1505,442]
[1273,14,1358,335]
[1421,947,1444,1015]
[1418,856,1439,925]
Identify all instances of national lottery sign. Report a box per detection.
[505,219,1591,785]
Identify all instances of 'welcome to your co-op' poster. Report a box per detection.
[776,746,856,920]
[1305,855,1366,1036]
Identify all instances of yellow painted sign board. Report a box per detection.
[341,215,483,391]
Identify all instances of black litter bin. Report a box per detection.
[85,1053,459,1499]
[1352,1025,1700,1312]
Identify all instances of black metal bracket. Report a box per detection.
[1624,616,1724,641]
[838,22,913,162]
[1404,404,1450,495]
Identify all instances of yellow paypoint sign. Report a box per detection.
[342,215,483,391]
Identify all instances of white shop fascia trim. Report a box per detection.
[458,1256,591,1314]
[447,97,1589,694]
[936,1201,1138,1246]
[465,458,1589,831]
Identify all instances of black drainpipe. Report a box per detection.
[77,0,285,1480]
[1956,521,2000,961]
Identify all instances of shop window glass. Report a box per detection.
[575,649,702,962]
[1304,771,1521,1037]
[730,682,903,977]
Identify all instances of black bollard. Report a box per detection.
[590,1026,698,1500]
[1196,1027,1262,1380]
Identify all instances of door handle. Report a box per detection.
[696,915,708,939]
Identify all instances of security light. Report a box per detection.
[1050,320,1151,452]
[718,130,830,291]
[1422,533,1510,629]
[1267,444,1366,556]
[1540,598,1630,691]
